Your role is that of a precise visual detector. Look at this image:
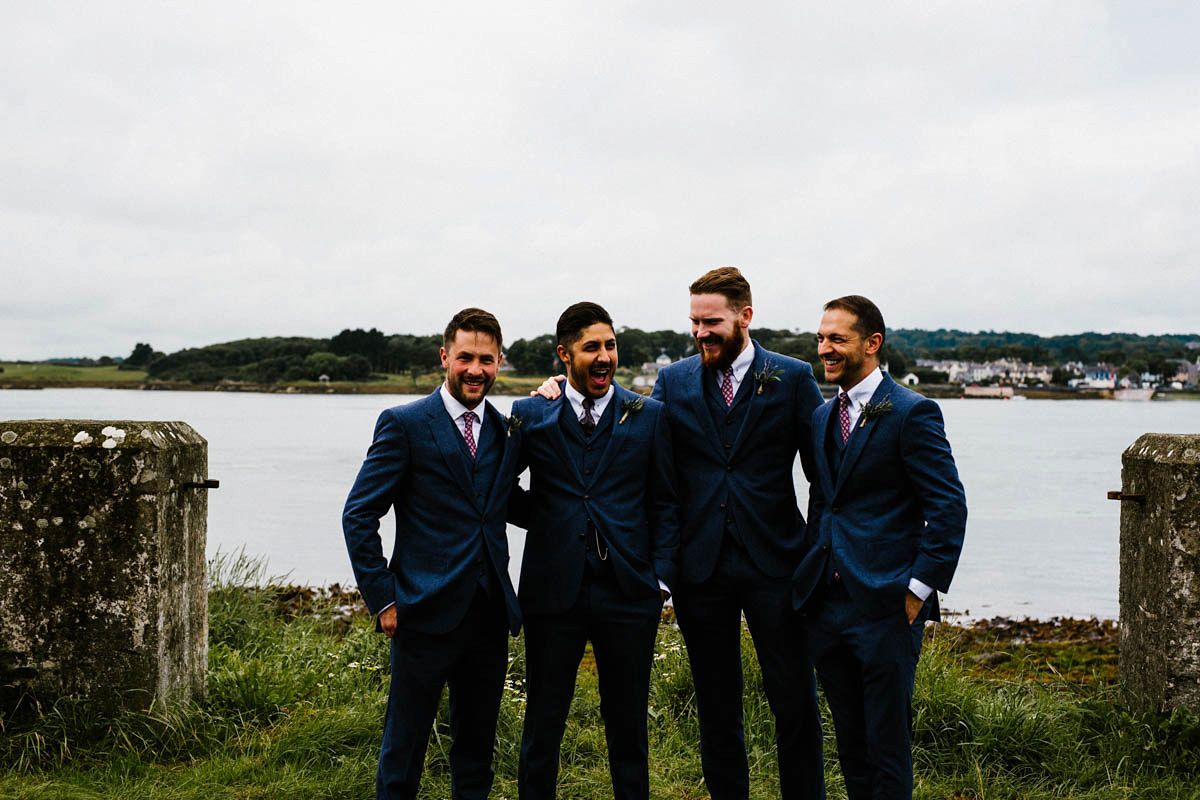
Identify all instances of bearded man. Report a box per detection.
[649,267,826,800]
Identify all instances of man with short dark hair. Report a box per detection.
[343,307,523,800]
[794,295,967,799]
[511,301,679,800]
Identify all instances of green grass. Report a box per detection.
[0,363,147,384]
[1,556,1198,799]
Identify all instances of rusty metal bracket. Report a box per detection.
[1107,491,1144,502]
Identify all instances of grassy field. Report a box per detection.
[0,363,554,395]
[0,363,148,385]
[2,556,1199,799]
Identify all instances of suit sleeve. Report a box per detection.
[647,406,680,589]
[342,409,407,615]
[792,362,825,523]
[650,372,668,403]
[506,408,532,530]
[900,399,967,593]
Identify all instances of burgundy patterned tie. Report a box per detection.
[838,393,852,443]
[462,410,478,458]
[581,396,596,437]
[720,367,735,407]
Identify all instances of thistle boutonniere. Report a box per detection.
[506,413,523,438]
[619,396,645,425]
[754,361,785,395]
[858,394,893,428]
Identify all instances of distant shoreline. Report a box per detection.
[5,379,1198,400]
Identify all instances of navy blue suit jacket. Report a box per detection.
[510,384,680,615]
[793,374,967,620]
[650,343,824,583]
[342,391,523,635]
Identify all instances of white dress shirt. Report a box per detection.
[714,340,756,395]
[440,383,488,441]
[563,380,614,423]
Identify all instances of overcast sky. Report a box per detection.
[3,2,1197,360]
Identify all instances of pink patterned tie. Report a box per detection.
[721,367,735,407]
[838,393,852,443]
[463,411,478,458]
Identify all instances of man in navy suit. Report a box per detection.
[649,267,826,800]
[342,307,523,800]
[793,295,967,799]
[510,302,679,800]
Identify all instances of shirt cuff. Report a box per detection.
[907,577,934,601]
[657,579,671,597]
[378,601,396,615]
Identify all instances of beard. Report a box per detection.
[697,323,747,371]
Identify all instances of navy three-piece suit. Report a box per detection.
[794,372,967,799]
[650,342,826,800]
[509,384,679,800]
[343,390,523,800]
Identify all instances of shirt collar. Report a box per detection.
[439,383,488,422]
[842,366,885,410]
[729,339,756,382]
[564,380,615,421]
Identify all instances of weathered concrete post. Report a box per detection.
[1118,433,1200,712]
[0,420,210,712]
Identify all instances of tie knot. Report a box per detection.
[582,397,594,410]
[722,367,734,378]
[463,410,477,424]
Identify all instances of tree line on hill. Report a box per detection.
[113,327,1197,385]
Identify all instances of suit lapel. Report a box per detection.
[812,400,838,500]
[543,394,585,487]
[833,375,895,497]
[728,343,767,460]
[425,393,482,511]
[483,402,517,511]
[686,358,726,460]
[589,385,633,485]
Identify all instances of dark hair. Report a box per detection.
[555,301,614,348]
[823,295,886,344]
[443,307,503,350]
[689,266,753,311]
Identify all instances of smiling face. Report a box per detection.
[689,292,752,371]
[440,329,501,408]
[557,322,618,399]
[816,307,882,390]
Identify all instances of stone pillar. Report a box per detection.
[1118,433,1200,712]
[0,420,210,713]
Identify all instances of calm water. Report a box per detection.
[4,389,1198,620]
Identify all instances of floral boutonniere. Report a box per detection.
[754,361,785,395]
[619,396,645,425]
[506,413,523,438]
[858,394,893,428]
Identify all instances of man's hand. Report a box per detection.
[905,591,924,625]
[379,605,398,638]
[531,375,566,399]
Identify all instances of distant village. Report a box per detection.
[625,342,1200,395]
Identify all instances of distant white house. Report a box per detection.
[900,372,920,385]
[1070,364,1117,389]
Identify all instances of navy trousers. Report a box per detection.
[377,589,509,800]
[672,541,825,800]
[804,580,929,800]
[518,567,661,800]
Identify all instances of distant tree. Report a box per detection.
[505,334,558,375]
[126,343,157,367]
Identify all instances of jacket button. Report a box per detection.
[821,544,830,552]
[831,506,840,513]
[719,503,726,510]
[584,494,590,500]
[725,465,733,472]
